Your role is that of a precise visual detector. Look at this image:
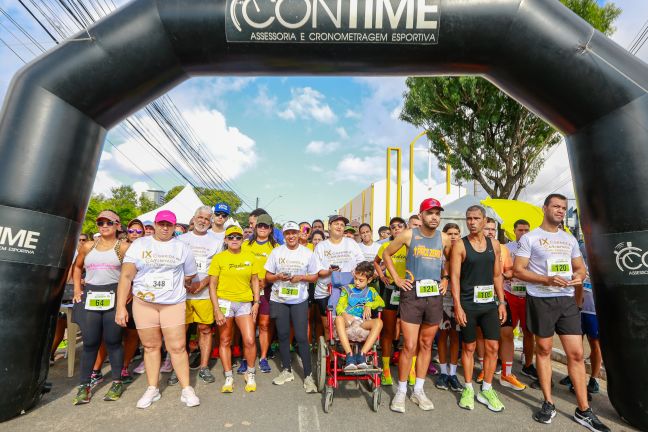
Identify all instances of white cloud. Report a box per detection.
[92,170,122,196]
[333,154,384,183]
[253,85,277,113]
[336,127,349,139]
[305,140,340,155]
[132,181,151,196]
[345,109,361,119]
[279,87,337,123]
[309,165,324,172]
[518,140,575,205]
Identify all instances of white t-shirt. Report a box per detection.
[124,236,197,304]
[504,241,526,297]
[516,228,581,298]
[313,237,364,299]
[358,242,381,263]
[178,231,222,300]
[265,244,318,305]
[211,229,225,251]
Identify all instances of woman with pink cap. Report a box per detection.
[71,209,130,405]
[115,210,200,408]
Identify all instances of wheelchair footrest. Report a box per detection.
[343,367,382,375]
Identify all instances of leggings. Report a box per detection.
[78,293,124,384]
[270,300,311,376]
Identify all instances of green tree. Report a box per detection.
[164,186,242,212]
[232,211,250,227]
[400,0,620,199]
[138,194,157,213]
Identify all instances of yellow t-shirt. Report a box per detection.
[242,240,276,280]
[306,243,314,251]
[208,249,261,302]
[378,241,407,282]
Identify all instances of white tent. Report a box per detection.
[137,184,203,225]
[441,195,502,236]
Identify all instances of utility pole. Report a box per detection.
[255,197,259,209]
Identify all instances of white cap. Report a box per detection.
[282,221,300,232]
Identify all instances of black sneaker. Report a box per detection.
[189,351,201,370]
[521,364,539,380]
[574,408,610,432]
[569,384,593,401]
[559,375,572,386]
[533,401,557,424]
[343,353,357,371]
[587,377,600,394]
[448,375,463,392]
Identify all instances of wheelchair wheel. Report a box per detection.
[324,386,334,413]
[372,388,381,412]
[316,336,327,392]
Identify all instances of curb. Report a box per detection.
[551,347,606,381]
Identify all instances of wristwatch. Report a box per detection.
[441,275,450,280]
[254,300,261,304]
[496,299,507,306]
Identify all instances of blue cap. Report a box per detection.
[213,202,231,215]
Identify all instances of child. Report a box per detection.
[335,261,385,371]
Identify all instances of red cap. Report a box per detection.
[155,210,177,225]
[419,198,444,213]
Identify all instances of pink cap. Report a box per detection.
[96,210,120,223]
[155,210,177,225]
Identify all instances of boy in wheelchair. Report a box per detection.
[334,261,385,371]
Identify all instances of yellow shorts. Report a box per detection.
[185,299,214,325]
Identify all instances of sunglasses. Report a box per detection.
[214,212,228,217]
[257,224,271,229]
[96,221,115,227]
[226,235,243,240]
[390,223,405,229]
[128,229,143,234]
[301,227,311,233]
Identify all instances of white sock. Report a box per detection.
[465,382,473,390]
[414,378,425,392]
[398,380,407,393]
[482,381,492,391]
[449,363,457,376]
[440,363,448,375]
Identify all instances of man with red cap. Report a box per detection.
[383,198,452,413]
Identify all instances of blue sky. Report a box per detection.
[0,0,646,223]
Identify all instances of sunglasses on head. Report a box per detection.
[390,223,405,229]
[226,235,243,240]
[128,228,143,234]
[97,220,115,227]
[257,224,271,229]
[215,212,228,217]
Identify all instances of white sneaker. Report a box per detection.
[133,361,145,375]
[411,389,434,410]
[273,369,295,385]
[180,386,200,407]
[245,372,257,392]
[390,390,407,413]
[136,386,160,409]
[303,375,317,393]
[160,355,173,373]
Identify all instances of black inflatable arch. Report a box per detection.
[1,0,648,427]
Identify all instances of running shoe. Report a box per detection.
[210,346,220,359]
[232,345,242,358]
[499,374,526,391]
[89,370,104,388]
[136,386,161,409]
[381,374,393,386]
[435,373,449,390]
[458,386,475,410]
[569,384,593,401]
[533,401,557,424]
[303,375,318,393]
[160,355,173,373]
[103,381,124,401]
[180,386,200,407]
[521,364,539,381]
[167,371,179,386]
[574,408,610,432]
[259,358,272,373]
[72,384,91,405]
[237,359,248,374]
[410,389,434,411]
[494,360,502,375]
[189,351,201,370]
[559,375,572,386]
[587,377,600,394]
[120,367,134,385]
[355,353,368,369]
[390,390,407,413]
[448,375,463,393]
[273,369,295,385]
[199,367,215,383]
[427,362,438,376]
[133,361,145,375]
[344,353,357,371]
[268,347,277,359]
[221,376,234,393]
[391,350,400,365]
[245,372,257,392]
[477,388,505,412]
[476,370,484,384]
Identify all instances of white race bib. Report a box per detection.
[416,279,440,297]
[547,257,572,277]
[511,281,527,296]
[473,285,495,303]
[390,290,400,305]
[144,271,174,294]
[218,299,232,317]
[279,283,300,300]
[195,256,209,274]
[85,291,115,311]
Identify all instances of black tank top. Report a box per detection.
[459,236,495,308]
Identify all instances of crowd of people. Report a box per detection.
[53,194,608,431]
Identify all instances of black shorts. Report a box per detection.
[399,290,443,326]
[379,281,400,311]
[500,302,513,328]
[526,295,582,338]
[307,283,316,304]
[314,297,330,316]
[461,305,500,343]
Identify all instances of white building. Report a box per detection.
[142,189,165,206]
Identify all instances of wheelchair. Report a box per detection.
[315,272,382,413]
